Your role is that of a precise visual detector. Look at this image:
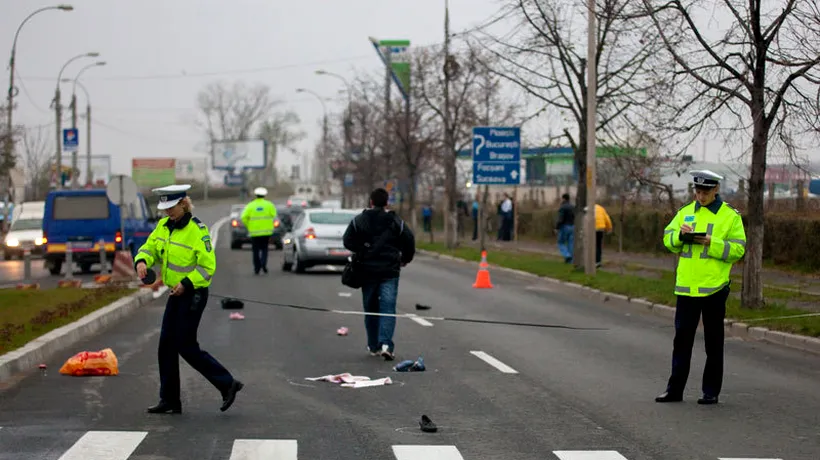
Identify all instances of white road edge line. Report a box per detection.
[406,313,434,327]
[229,439,298,460]
[210,216,231,248]
[553,451,629,460]
[469,350,519,374]
[338,292,352,297]
[57,431,148,460]
[392,445,465,460]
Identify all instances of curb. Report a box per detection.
[418,249,820,357]
[0,287,159,384]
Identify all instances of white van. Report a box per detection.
[2,201,46,260]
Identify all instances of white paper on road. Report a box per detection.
[305,372,392,388]
[57,431,147,460]
[553,451,629,460]
[392,445,466,460]
[229,439,297,460]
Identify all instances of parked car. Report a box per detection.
[229,203,284,250]
[281,208,358,273]
[43,189,157,275]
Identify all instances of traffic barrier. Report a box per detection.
[94,274,112,284]
[472,250,494,289]
[15,283,40,290]
[63,242,74,281]
[58,279,82,288]
[98,239,109,274]
[111,250,138,282]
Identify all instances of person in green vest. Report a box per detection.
[241,187,278,274]
[655,170,746,405]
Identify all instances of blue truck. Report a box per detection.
[42,189,158,275]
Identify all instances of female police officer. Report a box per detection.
[134,184,243,414]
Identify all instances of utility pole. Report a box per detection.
[443,0,454,248]
[85,101,91,186]
[54,85,63,189]
[584,0,598,275]
[479,67,491,253]
[383,46,392,192]
[70,92,78,189]
[321,111,329,196]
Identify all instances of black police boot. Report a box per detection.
[654,391,683,403]
[697,394,719,405]
[146,400,182,414]
[220,380,244,412]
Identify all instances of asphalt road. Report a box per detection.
[0,203,818,459]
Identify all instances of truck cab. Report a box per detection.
[42,189,157,275]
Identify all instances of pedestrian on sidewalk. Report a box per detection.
[497,193,513,241]
[422,203,433,233]
[471,195,480,241]
[655,170,746,405]
[584,203,613,267]
[343,188,416,361]
[555,193,575,263]
[135,184,243,414]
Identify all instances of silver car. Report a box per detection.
[281,208,358,273]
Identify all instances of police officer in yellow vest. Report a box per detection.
[135,184,243,414]
[241,187,277,274]
[655,170,746,405]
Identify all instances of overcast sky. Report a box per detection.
[3,0,818,180]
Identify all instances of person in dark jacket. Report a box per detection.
[555,193,575,263]
[342,188,415,361]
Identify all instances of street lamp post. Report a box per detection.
[67,61,105,189]
[296,88,329,195]
[3,4,73,223]
[584,0,597,275]
[54,52,99,189]
[315,70,354,206]
[63,79,94,188]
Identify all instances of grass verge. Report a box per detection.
[0,286,137,354]
[418,241,820,338]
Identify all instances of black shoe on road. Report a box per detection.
[654,391,683,403]
[146,400,182,414]
[220,380,244,412]
[697,394,719,405]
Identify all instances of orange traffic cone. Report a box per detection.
[473,250,493,288]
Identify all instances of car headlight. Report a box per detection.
[6,238,19,247]
[35,238,44,246]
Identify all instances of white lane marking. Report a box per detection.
[392,445,465,460]
[553,452,629,460]
[338,292,352,297]
[57,431,148,460]
[406,313,434,327]
[210,216,231,248]
[152,285,169,299]
[229,439,298,460]
[469,351,519,374]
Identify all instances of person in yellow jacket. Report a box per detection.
[134,184,243,414]
[583,203,613,267]
[241,187,278,274]
[655,170,746,405]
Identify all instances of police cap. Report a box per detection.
[690,170,723,189]
[152,184,192,210]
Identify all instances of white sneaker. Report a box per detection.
[366,347,379,357]
[380,344,395,361]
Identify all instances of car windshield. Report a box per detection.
[308,212,356,225]
[53,195,109,220]
[11,218,42,231]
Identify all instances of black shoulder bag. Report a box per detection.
[341,220,395,289]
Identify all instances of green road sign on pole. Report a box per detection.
[370,38,411,100]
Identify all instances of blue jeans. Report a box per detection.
[361,277,399,352]
[557,225,574,261]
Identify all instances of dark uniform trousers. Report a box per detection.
[666,285,730,398]
[158,288,234,403]
[250,235,270,272]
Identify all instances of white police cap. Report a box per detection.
[152,184,192,210]
[690,170,723,188]
[253,187,268,197]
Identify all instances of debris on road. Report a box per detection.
[229,312,245,320]
[394,357,425,372]
[59,348,119,376]
[336,327,349,336]
[305,372,393,388]
[419,414,437,433]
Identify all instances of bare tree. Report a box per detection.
[196,81,279,143]
[480,0,667,268]
[641,0,820,308]
[20,126,52,201]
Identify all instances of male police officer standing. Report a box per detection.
[135,184,243,414]
[241,187,277,274]
[655,170,746,405]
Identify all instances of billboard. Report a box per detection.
[56,155,112,186]
[212,140,266,170]
[175,157,209,180]
[132,158,176,189]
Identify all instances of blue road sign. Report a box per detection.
[344,173,354,187]
[224,173,243,187]
[472,126,521,185]
[810,179,820,195]
[62,128,78,152]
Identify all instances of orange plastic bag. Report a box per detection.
[59,348,119,376]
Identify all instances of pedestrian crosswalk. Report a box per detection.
[0,430,768,460]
